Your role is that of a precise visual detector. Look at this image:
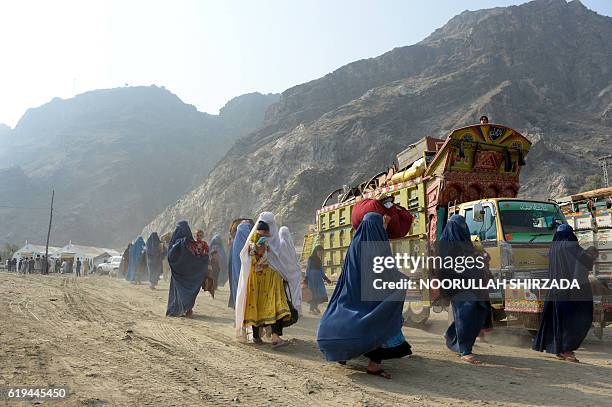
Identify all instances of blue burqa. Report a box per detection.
[146,232,163,287]
[306,251,328,304]
[317,212,406,362]
[166,221,209,317]
[126,237,145,282]
[441,215,490,356]
[228,223,251,309]
[210,234,228,287]
[533,224,594,354]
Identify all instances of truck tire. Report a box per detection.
[592,322,604,340]
[403,301,430,326]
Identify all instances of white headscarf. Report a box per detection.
[278,226,302,311]
[234,212,292,338]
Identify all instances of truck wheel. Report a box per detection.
[403,301,430,326]
[592,322,604,340]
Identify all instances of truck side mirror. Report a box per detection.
[473,203,485,223]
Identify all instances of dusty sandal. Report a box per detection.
[558,352,580,363]
[460,354,482,364]
[271,339,287,349]
[366,369,391,379]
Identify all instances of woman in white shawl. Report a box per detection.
[278,226,303,313]
[235,212,295,345]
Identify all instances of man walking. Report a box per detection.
[75,258,82,277]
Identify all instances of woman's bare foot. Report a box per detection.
[460,354,482,364]
[366,361,391,379]
[558,351,579,363]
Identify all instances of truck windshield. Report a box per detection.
[498,200,565,243]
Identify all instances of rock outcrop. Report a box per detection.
[144,0,611,244]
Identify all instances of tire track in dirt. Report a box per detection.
[136,314,407,406]
[0,275,517,406]
[3,273,610,407]
[126,329,317,406]
[5,276,67,333]
[120,288,412,405]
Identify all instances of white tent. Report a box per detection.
[54,242,120,266]
[12,242,60,261]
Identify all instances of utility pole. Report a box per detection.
[44,190,54,275]
[600,155,611,187]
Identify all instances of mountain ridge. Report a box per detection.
[0,86,279,247]
[143,0,612,243]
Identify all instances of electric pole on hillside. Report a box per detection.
[600,155,611,187]
[44,190,54,275]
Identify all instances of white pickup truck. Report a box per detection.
[97,256,123,276]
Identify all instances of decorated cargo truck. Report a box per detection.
[302,123,581,331]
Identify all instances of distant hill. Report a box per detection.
[143,0,612,242]
[0,86,279,247]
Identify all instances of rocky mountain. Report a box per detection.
[0,86,279,247]
[143,0,611,244]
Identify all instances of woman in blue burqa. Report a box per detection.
[228,222,252,309]
[533,223,597,362]
[209,234,229,288]
[126,236,145,284]
[304,245,332,314]
[166,221,210,318]
[317,212,412,379]
[440,214,491,364]
[146,232,163,289]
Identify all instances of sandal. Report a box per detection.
[271,339,288,349]
[565,355,580,363]
[558,352,580,363]
[460,354,482,365]
[366,369,391,379]
[338,361,347,366]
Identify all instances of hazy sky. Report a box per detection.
[1,0,610,127]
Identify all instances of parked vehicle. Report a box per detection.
[97,256,122,276]
[556,186,612,337]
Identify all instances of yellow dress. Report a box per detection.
[243,236,291,327]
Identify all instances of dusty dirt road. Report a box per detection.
[1,272,610,407]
